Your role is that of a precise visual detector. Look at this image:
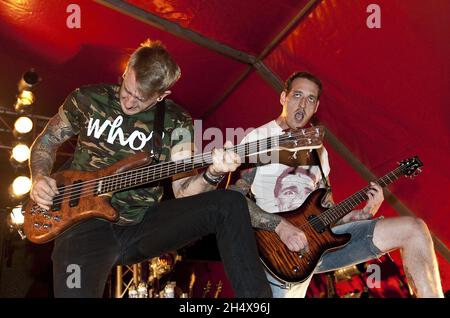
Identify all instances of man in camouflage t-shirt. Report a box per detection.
[58,83,193,224]
[29,40,272,298]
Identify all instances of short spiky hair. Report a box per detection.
[127,39,181,98]
[284,71,322,99]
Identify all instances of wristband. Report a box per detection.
[203,170,225,186]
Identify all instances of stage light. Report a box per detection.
[7,205,26,240]
[10,205,24,226]
[14,90,35,114]
[11,143,30,163]
[14,116,33,134]
[17,90,35,106]
[18,69,40,92]
[11,175,32,196]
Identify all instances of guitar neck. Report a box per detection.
[97,136,276,194]
[97,127,323,194]
[319,165,406,226]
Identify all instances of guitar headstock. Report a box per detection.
[399,156,423,178]
[279,125,325,151]
[213,280,223,298]
[202,280,212,298]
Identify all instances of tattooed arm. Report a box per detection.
[227,167,281,229]
[229,167,309,252]
[29,113,76,209]
[172,169,216,198]
[172,141,241,198]
[333,181,384,226]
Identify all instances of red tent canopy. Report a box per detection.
[0,0,448,294]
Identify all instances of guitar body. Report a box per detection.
[23,152,152,244]
[254,188,351,284]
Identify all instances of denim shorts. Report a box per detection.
[314,217,385,273]
[267,217,385,297]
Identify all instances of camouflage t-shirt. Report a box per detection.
[58,83,194,224]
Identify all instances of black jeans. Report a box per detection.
[52,189,272,298]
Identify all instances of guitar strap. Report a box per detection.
[151,100,166,163]
[313,148,331,190]
[110,82,166,162]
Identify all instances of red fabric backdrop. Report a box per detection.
[0,0,448,293]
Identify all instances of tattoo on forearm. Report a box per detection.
[30,114,75,178]
[228,167,281,230]
[228,167,256,196]
[227,183,246,196]
[30,141,56,178]
[175,172,215,197]
[183,173,214,192]
[246,197,282,231]
[179,174,195,191]
[241,168,256,188]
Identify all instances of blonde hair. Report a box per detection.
[127,39,181,98]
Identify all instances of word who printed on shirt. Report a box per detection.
[87,116,160,151]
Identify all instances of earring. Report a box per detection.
[157,97,163,102]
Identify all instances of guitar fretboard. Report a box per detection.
[318,165,406,226]
[96,127,322,194]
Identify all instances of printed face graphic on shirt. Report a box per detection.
[274,166,316,211]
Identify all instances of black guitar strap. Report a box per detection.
[151,100,166,163]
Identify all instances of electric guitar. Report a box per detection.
[254,156,423,283]
[23,126,325,244]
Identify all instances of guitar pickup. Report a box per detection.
[69,180,83,207]
[51,184,65,211]
[308,215,326,234]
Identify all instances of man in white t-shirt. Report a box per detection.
[230,72,443,298]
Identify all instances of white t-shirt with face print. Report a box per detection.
[241,120,330,213]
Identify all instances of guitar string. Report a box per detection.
[33,169,410,264]
[42,152,407,231]
[49,140,263,193]
[258,167,408,267]
[274,167,404,232]
[46,128,321,195]
[314,167,404,225]
[41,164,406,234]
[259,168,402,228]
[47,139,320,206]
[265,173,403,266]
[34,165,411,268]
[48,161,404,229]
[45,129,322,203]
[32,135,412,232]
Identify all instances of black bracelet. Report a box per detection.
[203,170,225,186]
